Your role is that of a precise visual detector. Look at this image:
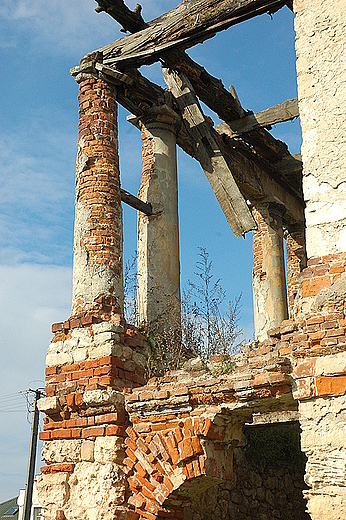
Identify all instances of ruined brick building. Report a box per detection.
[36,1,346,519]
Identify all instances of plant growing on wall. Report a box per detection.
[124,247,244,375]
[182,247,243,359]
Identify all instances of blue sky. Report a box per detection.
[0,0,301,502]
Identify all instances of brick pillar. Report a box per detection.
[252,203,288,341]
[37,55,150,520]
[71,53,123,321]
[286,225,306,317]
[128,105,181,330]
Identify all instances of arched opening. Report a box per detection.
[184,421,309,520]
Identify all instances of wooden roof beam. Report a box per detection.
[163,67,256,237]
[96,0,289,68]
[219,98,299,135]
[93,1,299,168]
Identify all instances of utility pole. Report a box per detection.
[23,389,44,520]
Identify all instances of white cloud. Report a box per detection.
[0,110,76,265]
[0,1,182,58]
[0,263,72,502]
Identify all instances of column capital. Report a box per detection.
[127,104,181,135]
[70,52,103,84]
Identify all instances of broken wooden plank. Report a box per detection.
[98,0,288,68]
[162,67,256,237]
[219,98,299,135]
[121,188,153,215]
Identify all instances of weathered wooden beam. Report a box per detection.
[98,0,288,68]
[163,68,256,237]
[220,98,299,135]
[120,188,153,215]
[214,132,304,225]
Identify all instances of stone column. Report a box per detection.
[128,105,181,329]
[252,203,288,341]
[71,54,123,321]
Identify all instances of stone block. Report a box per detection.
[38,396,61,414]
[83,389,125,407]
[41,440,82,464]
[81,440,95,462]
[95,436,124,464]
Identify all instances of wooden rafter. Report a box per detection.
[221,98,299,135]
[163,68,256,237]
[90,0,304,229]
[97,0,289,68]
[120,188,153,215]
[93,0,300,169]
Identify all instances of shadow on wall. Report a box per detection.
[184,422,309,520]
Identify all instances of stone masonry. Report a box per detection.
[37,1,346,519]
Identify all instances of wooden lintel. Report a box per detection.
[120,188,153,215]
[163,68,256,237]
[220,98,299,135]
[96,0,288,68]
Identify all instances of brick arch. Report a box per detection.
[124,416,234,520]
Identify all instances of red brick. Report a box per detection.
[45,366,58,376]
[124,457,136,470]
[70,428,82,439]
[66,394,75,407]
[70,318,80,329]
[98,375,112,386]
[75,393,84,406]
[295,358,317,378]
[309,330,326,341]
[52,322,63,333]
[135,461,148,478]
[329,265,345,274]
[323,320,339,330]
[95,412,119,425]
[82,426,105,438]
[39,431,51,441]
[316,375,346,397]
[191,436,203,456]
[126,426,138,440]
[306,316,325,326]
[94,365,113,377]
[41,463,75,474]
[106,425,125,436]
[112,357,124,369]
[51,429,71,440]
[84,359,100,369]
[326,328,345,337]
[99,355,112,366]
[61,363,80,373]
[81,315,94,326]
[301,277,331,298]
